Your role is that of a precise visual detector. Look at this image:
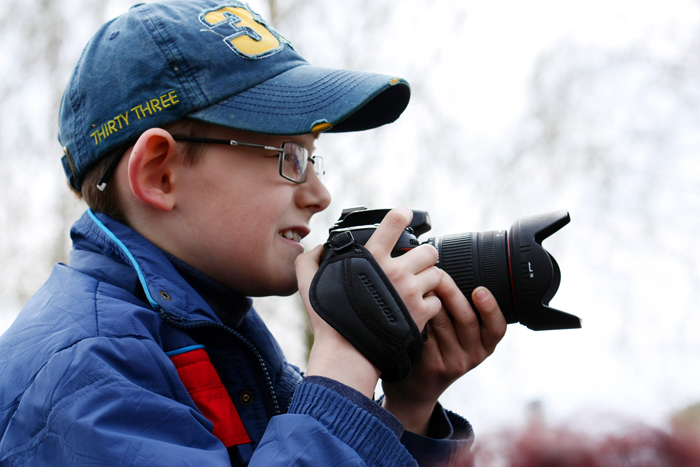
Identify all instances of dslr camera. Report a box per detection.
[326,207,581,331]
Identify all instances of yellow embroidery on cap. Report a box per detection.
[130,91,180,122]
[89,91,179,146]
[201,6,282,58]
[389,78,400,85]
[311,122,333,133]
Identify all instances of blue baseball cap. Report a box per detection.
[59,0,410,192]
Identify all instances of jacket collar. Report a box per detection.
[70,210,251,326]
[164,251,253,329]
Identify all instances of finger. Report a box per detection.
[410,294,444,330]
[433,272,485,364]
[425,306,458,349]
[364,207,413,256]
[422,294,444,321]
[295,245,334,334]
[424,306,474,376]
[395,243,439,274]
[294,243,324,271]
[416,313,449,361]
[410,266,443,297]
[391,266,443,327]
[435,272,481,334]
[472,287,507,352]
[295,244,324,292]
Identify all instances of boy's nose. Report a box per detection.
[297,169,331,213]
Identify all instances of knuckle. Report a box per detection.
[425,266,442,286]
[496,322,507,338]
[460,310,480,329]
[381,263,402,282]
[426,297,443,320]
[441,279,463,301]
[423,244,439,263]
[430,310,452,331]
[455,357,471,375]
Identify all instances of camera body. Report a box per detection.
[326,207,581,331]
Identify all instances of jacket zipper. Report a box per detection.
[159,310,281,416]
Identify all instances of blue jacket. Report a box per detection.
[0,211,473,466]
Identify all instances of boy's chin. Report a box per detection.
[246,280,299,298]
[276,287,299,297]
[278,279,301,297]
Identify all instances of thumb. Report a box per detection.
[295,244,324,294]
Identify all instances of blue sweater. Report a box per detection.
[0,211,473,466]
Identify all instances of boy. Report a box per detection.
[0,1,506,465]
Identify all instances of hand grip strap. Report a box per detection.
[309,231,423,382]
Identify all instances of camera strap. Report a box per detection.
[309,231,423,383]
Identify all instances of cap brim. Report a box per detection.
[188,65,410,135]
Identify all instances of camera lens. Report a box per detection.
[427,211,581,331]
[428,230,518,324]
[326,207,581,331]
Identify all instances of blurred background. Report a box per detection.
[1,0,699,441]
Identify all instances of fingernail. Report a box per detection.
[474,287,488,301]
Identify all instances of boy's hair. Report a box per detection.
[58,0,410,193]
[78,119,209,223]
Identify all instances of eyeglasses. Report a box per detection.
[95,135,324,191]
[172,135,324,184]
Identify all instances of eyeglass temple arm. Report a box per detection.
[172,135,283,152]
[96,142,133,191]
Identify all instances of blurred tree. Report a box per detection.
[2,0,699,430]
[0,1,135,315]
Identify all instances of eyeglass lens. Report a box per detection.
[281,143,307,182]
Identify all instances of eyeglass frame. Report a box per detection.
[171,135,323,185]
[95,134,323,192]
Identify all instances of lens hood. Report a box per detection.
[509,211,581,330]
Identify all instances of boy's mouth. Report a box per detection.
[280,229,303,243]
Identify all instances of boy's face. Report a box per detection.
[168,126,331,297]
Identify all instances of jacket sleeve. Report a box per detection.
[1,337,232,467]
[251,377,418,466]
[400,405,475,466]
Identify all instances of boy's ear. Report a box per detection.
[127,128,180,212]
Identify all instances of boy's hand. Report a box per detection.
[363,207,444,332]
[295,207,444,397]
[297,245,381,397]
[297,206,506,420]
[381,277,507,436]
